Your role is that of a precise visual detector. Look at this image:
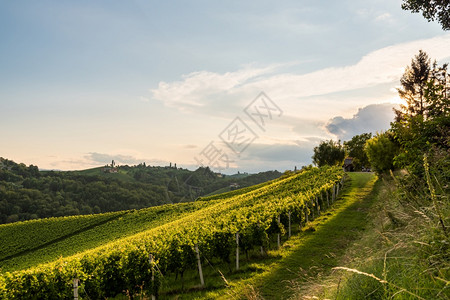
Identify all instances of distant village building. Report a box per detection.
[103,160,118,173]
[230,183,240,190]
[343,157,354,172]
[102,167,118,173]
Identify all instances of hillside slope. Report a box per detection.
[0,157,281,223]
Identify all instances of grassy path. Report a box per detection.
[210,172,379,299]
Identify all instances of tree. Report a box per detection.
[344,133,372,170]
[395,50,431,120]
[312,140,346,167]
[402,0,450,30]
[425,61,450,118]
[365,132,400,174]
[392,51,450,174]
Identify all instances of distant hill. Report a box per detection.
[0,157,281,223]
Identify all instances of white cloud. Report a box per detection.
[150,34,450,120]
[375,12,393,22]
[150,64,281,112]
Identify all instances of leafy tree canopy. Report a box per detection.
[312,140,346,167]
[365,132,400,174]
[344,133,372,170]
[402,0,450,30]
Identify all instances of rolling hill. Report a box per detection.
[0,157,282,223]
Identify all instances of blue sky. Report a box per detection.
[1,0,449,173]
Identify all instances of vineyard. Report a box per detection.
[0,166,344,299]
[0,211,126,263]
[0,202,221,273]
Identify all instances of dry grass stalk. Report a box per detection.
[333,266,426,300]
[423,154,448,237]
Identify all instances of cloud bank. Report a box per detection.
[150,34,450,118]
[85,152,168,167]
[326,103,397,141]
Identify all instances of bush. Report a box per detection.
[365,132,399,174]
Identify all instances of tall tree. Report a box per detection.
[395,50,431,120]
[392,51,450,174]
[395,50,449,122]
[402,0,450,30]
[312,140,346,167]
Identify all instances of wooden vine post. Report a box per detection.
[277,215,281,249]
[311,200,314,220]
[73,278,79,300]
[299,210,303,230]
[194,244,205,287]
[149,254,156,300]
[236,232,240,270]
[326,190,330,207]
[315,197,320,216]
[332,184,336,202]
[258,223,264,255]
[288,211,291,238]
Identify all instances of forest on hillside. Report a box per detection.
[0,158,281,224]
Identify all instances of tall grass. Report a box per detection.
[332,151,449,299]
